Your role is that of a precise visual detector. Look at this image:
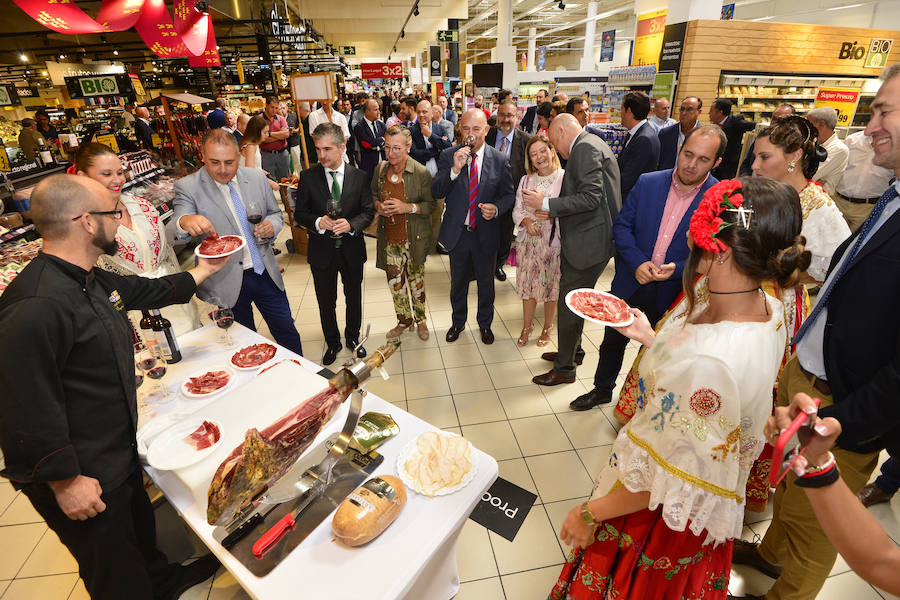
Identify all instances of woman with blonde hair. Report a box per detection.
[512,134,564,346]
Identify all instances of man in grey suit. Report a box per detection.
[486,99,531,281]
[526,114,621,386]
[173,129,303,355]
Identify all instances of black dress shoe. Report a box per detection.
[322,344,342,366]
[495,266,507,281]
[446,326,464,342]
[540,350,585,365]
[436,244,449,255]
[532,369,576,386]
[480,328,494,344]
[169,554,220,600]
[731,539,782,579]
[569,388,612,411]
[347,340,366,358]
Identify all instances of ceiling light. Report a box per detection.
[113,48,119,56]
[827,3,865,9]
[400,30,405,38]
[59,53,66,60]
[19,53,27,62]
[194,0,209,14]
[413,4,419,15]
[751,15,773,20]
[558,1,565,8]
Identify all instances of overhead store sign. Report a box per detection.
[270,0,306,51]
[600,30,615,62]
[658,22,687,73]
[865,38,893,69]
[79,76,120,96]
[437,30,458,43]
[340,46,356,55]
[632,8,666,68]
[46,61,124,87]
[0,85,20,107]
[814,87,861,128]
[536,46,547,71]
[14,86,41,98]
[361,62,403,79]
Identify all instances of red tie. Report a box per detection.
[467,158,479,227]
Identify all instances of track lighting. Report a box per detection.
[113,48,119,56]
[19,53,27,62]
[400,30,405,38]
[413,4,419,16]
[194,0,209,14]
[558,0,565,7]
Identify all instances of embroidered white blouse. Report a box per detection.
[594,291,786,545]
[798,181,851,283]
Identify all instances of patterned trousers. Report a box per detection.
[386,241,426,325]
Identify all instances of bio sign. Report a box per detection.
[360,62,403,80]
[79,76,119,97]
[866,38,893,68]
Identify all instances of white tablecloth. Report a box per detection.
[140,324,498,600]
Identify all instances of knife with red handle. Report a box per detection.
[252,507,301,557]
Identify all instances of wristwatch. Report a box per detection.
[410,203,418,214]
[580,501,599,526]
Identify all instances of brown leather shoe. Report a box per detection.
[540,351,584,365]
[532,369,576,386]
[858,482,893,507]
[731,539,782,579]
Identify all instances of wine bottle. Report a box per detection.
[139,310,161,357]
[150,309,182,363]
[37,138,53,167]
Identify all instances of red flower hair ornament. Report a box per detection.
[688,179,752,253]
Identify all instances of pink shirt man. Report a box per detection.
[650,176,706,266]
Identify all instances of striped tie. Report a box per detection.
[467,158,479,228]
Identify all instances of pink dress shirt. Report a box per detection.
[650,176,704,266]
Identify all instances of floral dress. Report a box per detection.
[513,170,564,302]
[550,293,786,600]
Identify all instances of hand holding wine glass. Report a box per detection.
[245,197,264,239]
[326,198,341,239]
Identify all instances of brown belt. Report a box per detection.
[798,364,831,396]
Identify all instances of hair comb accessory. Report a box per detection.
[688,179,748,253]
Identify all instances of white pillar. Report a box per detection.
[491,0,518,89]
[527,27,537,71]
[580,2,598,72]
[497,0,512,48]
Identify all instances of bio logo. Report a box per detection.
[79,76,119,96]
[838,40,867,61]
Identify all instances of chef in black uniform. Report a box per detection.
[0,174,229,600]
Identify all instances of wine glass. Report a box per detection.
[326,198,341,239]
[134,345,151,415]
[381,189,396,225]
[136,346,172,404]
[246,197,263,238]
[213,305,237,349]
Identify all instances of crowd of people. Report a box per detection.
[2,61,900,600]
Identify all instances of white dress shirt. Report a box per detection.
[308,107,351,163]
[796,179,900,379]
[814,132,850,198]
[316,163,346,234]
[449,144,486,225]
[677,121,701,152]
[648,115,676,132]
[419,120,439,176]
[836,131,894,200]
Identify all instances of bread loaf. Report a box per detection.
[332,475,406,546]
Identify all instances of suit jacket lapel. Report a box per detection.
[843,205,900,274]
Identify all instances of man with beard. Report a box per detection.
[0,174,228,600]
[569,125,725,410]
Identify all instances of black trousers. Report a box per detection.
[592,283,665,392]
[449,228,496,330]
[495,210,515,269]
[21,469,177,600]
[554,255,608,377]
[311,249,364,348]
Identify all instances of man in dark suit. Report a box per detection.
[709,98,755,180]
[570,125,725,410]
[353,99,386,184]
[617,91,660,200]
[433,109,515,345]
[730,64,900,600]
[657,96,702,170]
[527,114,622,386]
[206,97,228,129]
[486,99,531,281]
[410,99,451,176]
[134,107,155,152]
[295,123,374,365]
[739,102,795,176]
[520,89,549,134]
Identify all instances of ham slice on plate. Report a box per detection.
[184,370,231,395]
[566,289,633,326]
[231,343,277,369]
[185,421,221,451]
[197,235,244,257]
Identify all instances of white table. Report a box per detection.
[140,324,498,600]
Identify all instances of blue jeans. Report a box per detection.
[232,269,303,356]
[875,456,900,496]
[260,149,290,181]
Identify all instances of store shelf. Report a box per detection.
[122,167,165,191]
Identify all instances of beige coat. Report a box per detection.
[371,158,436,270]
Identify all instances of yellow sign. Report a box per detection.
[97,133,119,154]
[814,87,861,128]
[129,74,146,97]
[151,133,162,147]
[237,58,245,84]
[0,147,10,172]
[632,9,667,68]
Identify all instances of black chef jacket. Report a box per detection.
[0,253,197,491]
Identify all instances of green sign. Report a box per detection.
[79,76,119,97]
[865,38,893,69]
[652,71,676,104]
[437,30,458,43]
[340,46,356,56]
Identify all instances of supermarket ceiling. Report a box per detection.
[0,0,897,72]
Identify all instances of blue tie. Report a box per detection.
[792,185,899,345]
[226,181,265,275]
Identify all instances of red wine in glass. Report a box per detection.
[135,373,144,388]
[247,214,263,225]
[147,365,167,380]
[138,357,157,372]
[213,307,237,348]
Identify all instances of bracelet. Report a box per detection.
[800,452,835,477]
[794,464,840,488]
[580,501,600,526]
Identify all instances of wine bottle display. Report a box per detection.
[150,309,182,363]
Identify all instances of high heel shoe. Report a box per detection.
[536,325,553,347]
[517,324,534,346]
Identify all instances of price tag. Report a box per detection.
[0,149,10,172]
[97,133,119,153]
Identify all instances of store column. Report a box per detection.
[527,27,537,72]
[491,0,518,90]
[579,2,598,72]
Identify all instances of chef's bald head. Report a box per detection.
[30,174,107,239]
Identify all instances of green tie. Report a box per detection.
[330,170,342,248]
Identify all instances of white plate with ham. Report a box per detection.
[146,418,223,471]
[181,366,235,398]
[565,288,634,327]
[396,431,477,497]
[230,343,278,371]
[194,235,246,259]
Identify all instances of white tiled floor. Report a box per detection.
[1,232,898,599]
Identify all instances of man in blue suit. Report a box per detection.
[352,99,386,184]
[570,125,726,410]
[410,99,451,176]
[433,109,515,345]
[657,96,702,170]
[617,91,661,200]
